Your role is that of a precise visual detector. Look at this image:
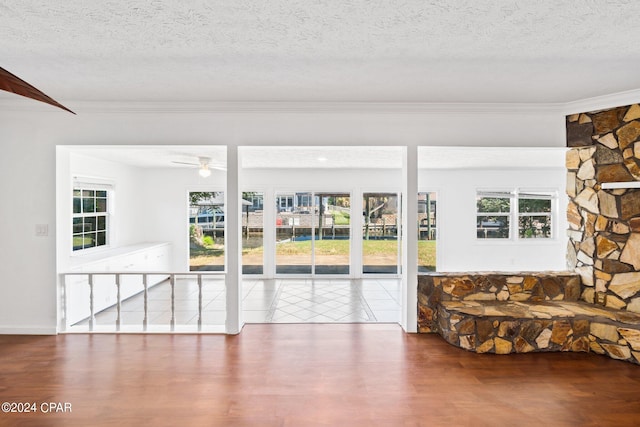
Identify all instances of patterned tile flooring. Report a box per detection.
[243,278,401,323]
[75,278,401,329]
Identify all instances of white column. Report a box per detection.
[226,145,243,334]
[401,146,418,333]
[351,187,363,278]
[263,188,276,278]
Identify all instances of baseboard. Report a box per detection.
[0,326,58,335]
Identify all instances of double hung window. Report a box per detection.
[476,189,554,240]
[73,187,110,251]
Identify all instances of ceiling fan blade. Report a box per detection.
[0,66,75,114]
[171,161,199,166]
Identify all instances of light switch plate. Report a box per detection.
[35,224,49,237]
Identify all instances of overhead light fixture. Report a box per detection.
[198,162,211,178]
[171,155,224,176]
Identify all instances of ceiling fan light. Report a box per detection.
[199,165,211,178]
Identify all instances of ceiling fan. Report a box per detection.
[172,156,226,177]
[0,66,75,114]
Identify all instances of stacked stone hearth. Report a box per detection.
[566,103,640,312]
[417,272,640,363]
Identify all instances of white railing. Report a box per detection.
[60,271,225,333]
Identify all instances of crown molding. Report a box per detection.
[0,99,565,115]
[1,91,638,116]
[563,88,640,115]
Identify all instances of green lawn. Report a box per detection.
[418,240,436,271]
[242,238,436,269]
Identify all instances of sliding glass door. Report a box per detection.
[275,192,313,274]
[362,193,399,274]
[314,193,350,275]
[242,191,264,274]
[275,191,351,275]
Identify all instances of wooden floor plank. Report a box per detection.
[1,324,639,426]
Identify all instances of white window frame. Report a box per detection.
[72,181,113,253]
[476,188,557,241]
[516,190,555,239]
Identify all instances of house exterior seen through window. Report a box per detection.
[476,189,554,240]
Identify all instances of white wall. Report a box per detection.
[59,152,147,269]
[0,102,566,333]
[419,167,569,272]
[141,167,226,270]
[240,168,401,190]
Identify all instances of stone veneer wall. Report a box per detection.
[417,272,581,333]
[566,103,640,311]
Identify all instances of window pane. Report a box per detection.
[73,189,82,197]
[83,233,96,249]
[82,198,95,213]
[363,193,398,274]
[477,197,510,213]
[477,215,510,238]
[189,191,225,272]
[275,192,312,274]
[96,198,107,212]
[242,191,264,275]
[84,217,96,232]
[519,215,551,238]
[519,198,551,213]
[82,190,95,198]
[96,190,107,198]
[97,216,106,231]
[73,197,82,214]
[72,235,85,251]
[73,218,83,233]
[315,192,350,275]
[96,231,107,246]
[418,192,437,272]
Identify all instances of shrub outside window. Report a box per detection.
[73,188,109,251]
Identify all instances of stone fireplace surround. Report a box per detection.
[416,102,640,365]
[566,103,640,312]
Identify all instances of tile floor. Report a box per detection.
[72,278,400,330]
[243,278,401,323]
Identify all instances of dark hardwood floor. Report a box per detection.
[1,324,639,426]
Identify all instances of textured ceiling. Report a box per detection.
[1,1,640,104]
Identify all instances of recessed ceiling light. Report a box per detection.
[317,157,328,162]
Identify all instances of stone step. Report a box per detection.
[437,300,640,363]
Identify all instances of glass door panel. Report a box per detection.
[275,192,312,274]
[189,191,225,271]
[363,193,399,274]
[418,192,437,272]
[314,193,350,275]
[242,191,264,274]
